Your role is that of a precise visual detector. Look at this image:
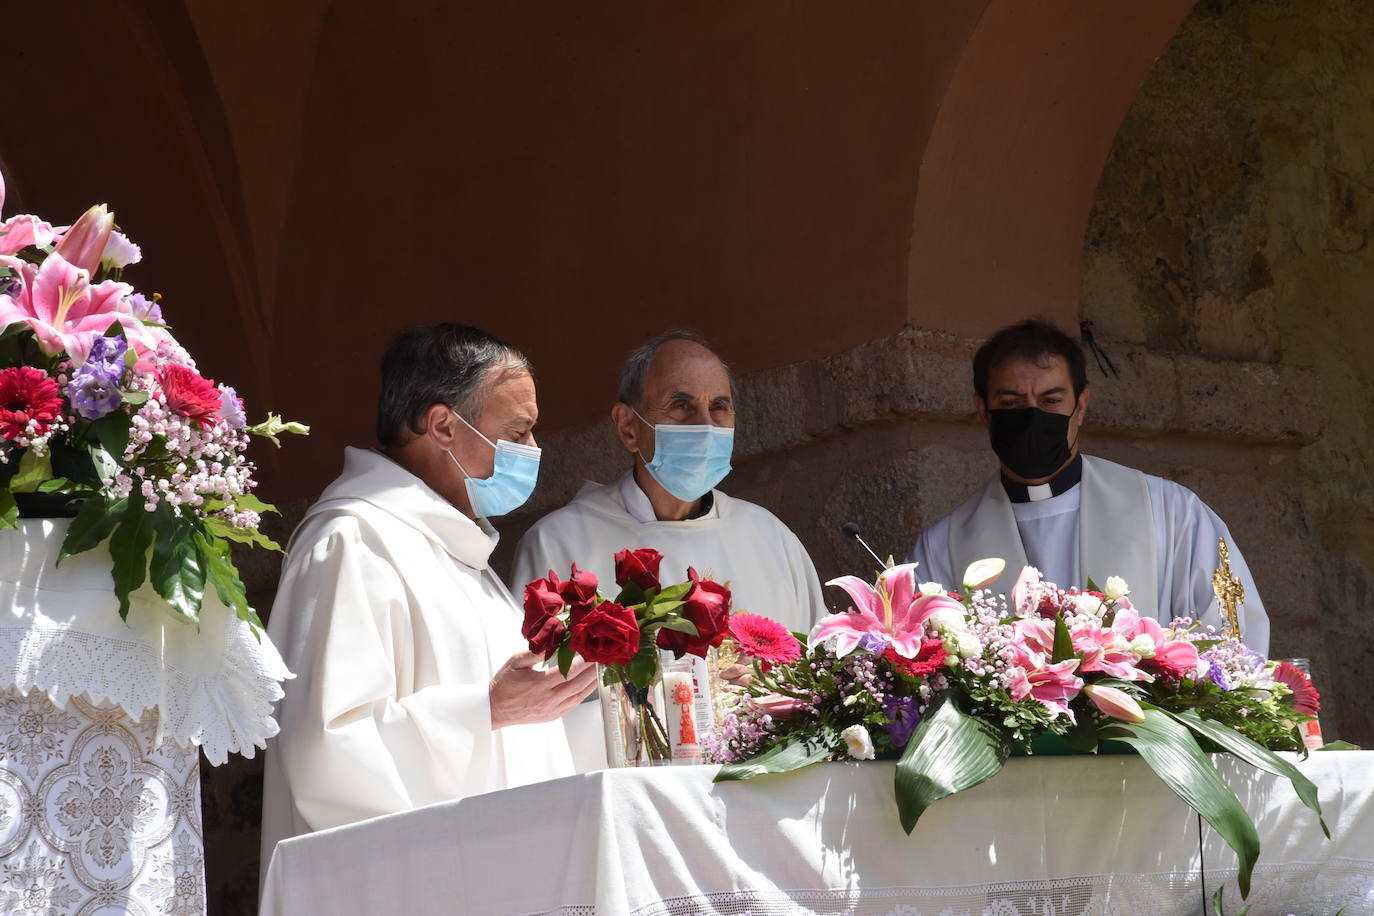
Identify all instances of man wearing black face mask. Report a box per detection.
[907,319,1269,653]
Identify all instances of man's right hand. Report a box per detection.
[489,650,598,730]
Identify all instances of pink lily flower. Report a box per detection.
[1013,616,1057,657]
[54,204,114,276]
[1071,624,1152,682]
[962,557,1006,592]
[750,693,805,717]
[0,252,152,365]
[814,563,964,658]
[1010,565,1045,617]
[1112,609,1200,679]
[1083,684,1146,723]
[1007,649,1083,720]
[0,172,57,256]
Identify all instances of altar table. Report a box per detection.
[261,751,1373,916]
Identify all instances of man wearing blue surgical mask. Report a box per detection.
[262,324,597,879]
[512,329,826,643]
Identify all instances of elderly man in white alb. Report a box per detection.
[261,324,597,872]
[512,329,826,638]
[908,318,1270,653]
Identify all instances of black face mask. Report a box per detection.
[987,406,1076,480]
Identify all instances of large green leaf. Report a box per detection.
[0,490,16,530]
[9,449,52,493]
[203,516,282,552]
[894,695,1010,834]
[195,530,262,629]
[715,729,838,781]
[1051,614,1074,664]
[1107,707,1260,898]
[91,411,132,461]
[108,499,155,620]
[1165,708,1327,839]
[59,496,125,562]
[149,510,206,624]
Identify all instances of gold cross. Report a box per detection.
[1212,536,1244,640]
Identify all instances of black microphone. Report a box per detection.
[841,522,887,571]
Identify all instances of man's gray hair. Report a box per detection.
[376,323,530,446]
[616,329,737,408]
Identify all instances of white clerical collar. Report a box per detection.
[618,470,719,523]
[1000,454,1084,503]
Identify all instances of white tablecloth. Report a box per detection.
[262,752,1374,916]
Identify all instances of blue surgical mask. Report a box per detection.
[448,412,541,518]
[633,409,734,501]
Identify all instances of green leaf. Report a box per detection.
[655,581,692,602]
[9,449,52,493]
[1165,708,1328,839]
[1317,740,1362,751]
[59,496,124,562]
[0,490,16,530]
[121,389,149,405]
[556,643,574,678]
[715,729,838,782]
[1108,707,1259,898]
[149,510,206,624]
[203,516,283,552]
[108,498,155,620]
[246,413,310,446]
[195,529,262,629]
[1085,575,1101,593]
[49,442,100,486]
[613,581,647,607]
[647,599,684,615]
[894,695,1011,834]
[91,410,132,460]
[651,617,700,636]
[229,492,281,516]
[35,476,78,493]
[1051,614,1074,664]
[628,650,657,690]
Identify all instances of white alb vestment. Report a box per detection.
[261,448,574,869]
[909,455,1269,654]
[511,472,827,636]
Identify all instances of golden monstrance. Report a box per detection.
[1212,536,1244,640]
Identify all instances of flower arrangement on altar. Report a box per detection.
[0,174,306,626]
[708,558,1327,899]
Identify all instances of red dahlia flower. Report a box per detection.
[727,612,801,671]
[158,364,222,429]
[0,366,63,440]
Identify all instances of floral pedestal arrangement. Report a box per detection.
[0,176,300,913]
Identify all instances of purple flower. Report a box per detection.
[881,694,921,747]
[128,292,164,325]
[217,384,246,429]
[69,336,127,419]
[857,632,890,654]
[1204,658,1230,691]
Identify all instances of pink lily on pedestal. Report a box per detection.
[0,251,153,366]
[813,563,964,658]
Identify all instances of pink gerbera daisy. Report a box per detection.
[728,612,802,671]
[1273,662,1321,716]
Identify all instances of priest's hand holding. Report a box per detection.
[489,651,598,730]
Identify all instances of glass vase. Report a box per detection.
[598,666,672,767]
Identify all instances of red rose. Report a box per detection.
[525,614,567,660]
[614,547,664,591]
[0,366,63,440]
[522,573,567,659]
[657,570,732,659]
[569,601,640,666]
[558,564,599,605]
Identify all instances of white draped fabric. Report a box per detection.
[0,518,290,916]
[261,447,576,869]
[261,751,1373,916]
[511,473,827,636]
[910,456,1271,654]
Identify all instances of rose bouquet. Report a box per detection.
[0,174,306,626]
[521,547,738,764]
[710,559,1327,899]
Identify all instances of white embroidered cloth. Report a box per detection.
[0,519,291,765]
[262,751,1374,916]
